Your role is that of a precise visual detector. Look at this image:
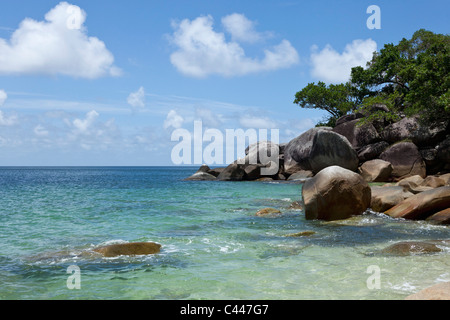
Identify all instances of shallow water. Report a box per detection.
[0,167,449,300]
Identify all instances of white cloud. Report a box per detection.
[127,86,146,108]
[0,111,17,126]
[239,114,278,129]
[164,110,184,129]
[0,89,7,106]
[310,39,377,83]
[0,2,120,78]
[169,14,299,78]
[72,110,99,135]
[195,107,223,128]
[221,13,267,43]
[34,124,49,137]
[0,89,16,126]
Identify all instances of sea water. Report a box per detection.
[0,167,449,300]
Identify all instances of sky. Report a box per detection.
[0,0,448,166]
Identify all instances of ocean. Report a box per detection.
[0,166,449,300]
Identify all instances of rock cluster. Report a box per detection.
[186,109,449,184]
[184,106,450,225]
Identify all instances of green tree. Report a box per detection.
[351,29,450,123]
[293,81,358,127]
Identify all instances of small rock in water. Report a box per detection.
[184,171,217,181]
[288,201,303,210]
[93,242,161,257]
[324,215,384,227]
[380,241,443,256]
[255,208,282,217]
[284,231,316,237]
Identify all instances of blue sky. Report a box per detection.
[0,0,448,166]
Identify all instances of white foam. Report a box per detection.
[389,281,418,293]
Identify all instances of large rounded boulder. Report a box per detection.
[302,166,371,221]
[244,141,279,165]
[308,130,359,174]
[284,127,332,174]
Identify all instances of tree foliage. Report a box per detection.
[293,81,358,127]
[294,29,449,126]
[351,29,450,123]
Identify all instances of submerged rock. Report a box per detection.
[323,215,385,227]
[285,231,316,237]
[255,208,282,218]
[381,241,443,256]
[93,242,161,258]
[302,166,371,221]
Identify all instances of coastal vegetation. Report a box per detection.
[294,29,450,127]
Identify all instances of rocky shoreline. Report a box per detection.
[184,108,450,299]
[184,107,450,225]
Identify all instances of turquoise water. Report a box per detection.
[0,167,449,300]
